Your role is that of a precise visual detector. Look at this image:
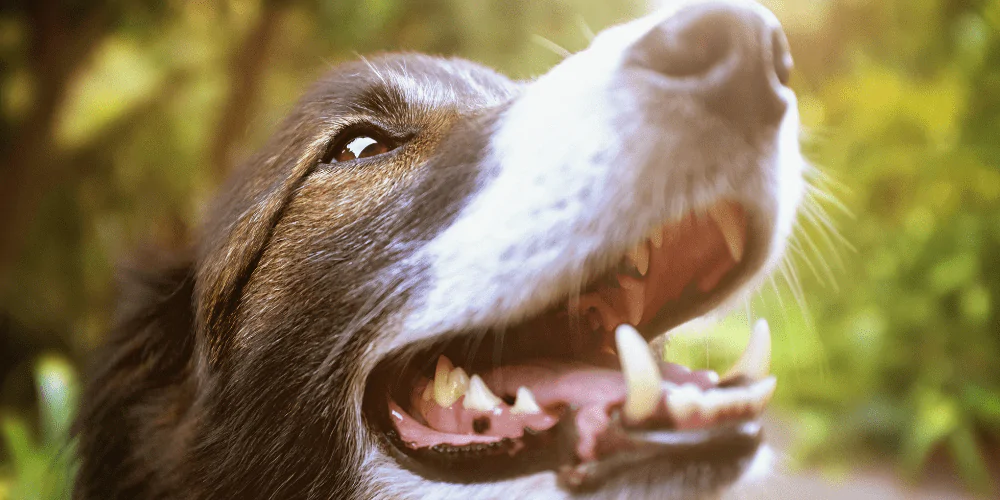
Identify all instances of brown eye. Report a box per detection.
[330,135,392,163]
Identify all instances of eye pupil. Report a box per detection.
[332,135,391,162]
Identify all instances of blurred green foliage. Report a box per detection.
[0,0,998,497]
[0,357,78,500]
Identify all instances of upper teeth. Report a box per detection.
[463,374,503,411]
[628,242,650,276]
[648,227,663,249]
[618,276,645,326]
[615,324,662,422]
[708,203,745,262]
[723,319,772,382]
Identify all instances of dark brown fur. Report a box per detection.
[75,54,517,499]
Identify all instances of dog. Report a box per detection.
[74,0,804,498]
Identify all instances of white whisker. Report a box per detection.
[531,34,573,59]
[576,15,596,42]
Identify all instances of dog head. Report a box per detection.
[76,1,803,499]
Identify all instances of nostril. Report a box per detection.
[771,28,793,86]
[641,11,734,79]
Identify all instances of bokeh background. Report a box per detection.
[1,0,999,498]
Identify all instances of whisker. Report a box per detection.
[576,15,596,42]
[786,233,827,288]
[532,34,573,59]
[778,260,815,333]
[803,199,855,258]
[794,222,841,291]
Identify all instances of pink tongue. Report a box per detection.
[397,361,718,462]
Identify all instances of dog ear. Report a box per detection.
[74,250,197,499]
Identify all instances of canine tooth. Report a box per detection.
[433,356,468,407]
[422,382,433,402]
[619,277,645,325]
[463,375,502,411]
[708,203,745,262]
[615,324,661,422]
[628,243,650,276]
[510,386,542,415]
[724,319,772,382]
[648,227,663,249]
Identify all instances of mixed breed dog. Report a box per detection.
[74,0,807,498]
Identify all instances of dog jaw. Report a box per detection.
[367,1,805,499]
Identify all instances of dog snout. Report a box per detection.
[632,2,792,128]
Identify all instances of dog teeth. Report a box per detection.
[628,242,650,276]
[433,356,470,407]
[615,324,661,422]
[666,383,702,422]
[618,276,645,326]
[708,203,745,262]
[422,382,434,402]
[648,227,663,249]
[723,319,772,382]
[666,377,777,423]
[463,375,503,411]
[510,386,542,415]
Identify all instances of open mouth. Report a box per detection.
[365,200,777,490]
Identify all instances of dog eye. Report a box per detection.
[325,133,394,163]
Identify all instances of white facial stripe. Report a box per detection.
[366,0,798,495]
[394,7,804,352]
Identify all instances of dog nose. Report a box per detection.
[631,2,792,128]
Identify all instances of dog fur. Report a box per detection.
[75,1,803,499]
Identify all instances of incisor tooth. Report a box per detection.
[648,227,663,249]
[510,386,542,415]
[433,356,469,407]
[724,319,772,382]
[708,204,745,262]
[699,389,730,420]
[463,375,502,411]
[666,383,702,422]
[615,324,661,422]
[628,243,650,276]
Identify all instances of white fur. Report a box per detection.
[368,1,806,498]
[394,0,801,351]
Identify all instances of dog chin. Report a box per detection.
[367,445,776,500]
